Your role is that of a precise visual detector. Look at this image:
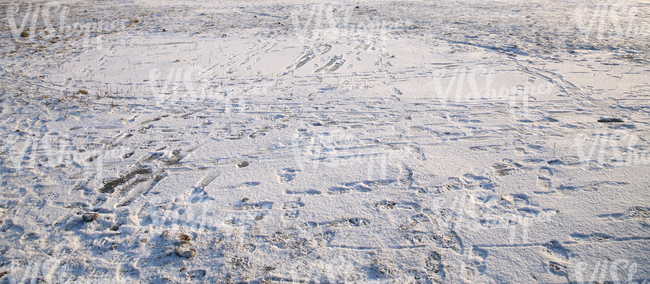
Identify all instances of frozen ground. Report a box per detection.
[1,0,650,283]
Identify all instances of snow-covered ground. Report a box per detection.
[1,0,650,283]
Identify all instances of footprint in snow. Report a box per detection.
[277,168,297,183]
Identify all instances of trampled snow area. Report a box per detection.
[1,0,650,283]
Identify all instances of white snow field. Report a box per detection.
[1,0,650,283]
